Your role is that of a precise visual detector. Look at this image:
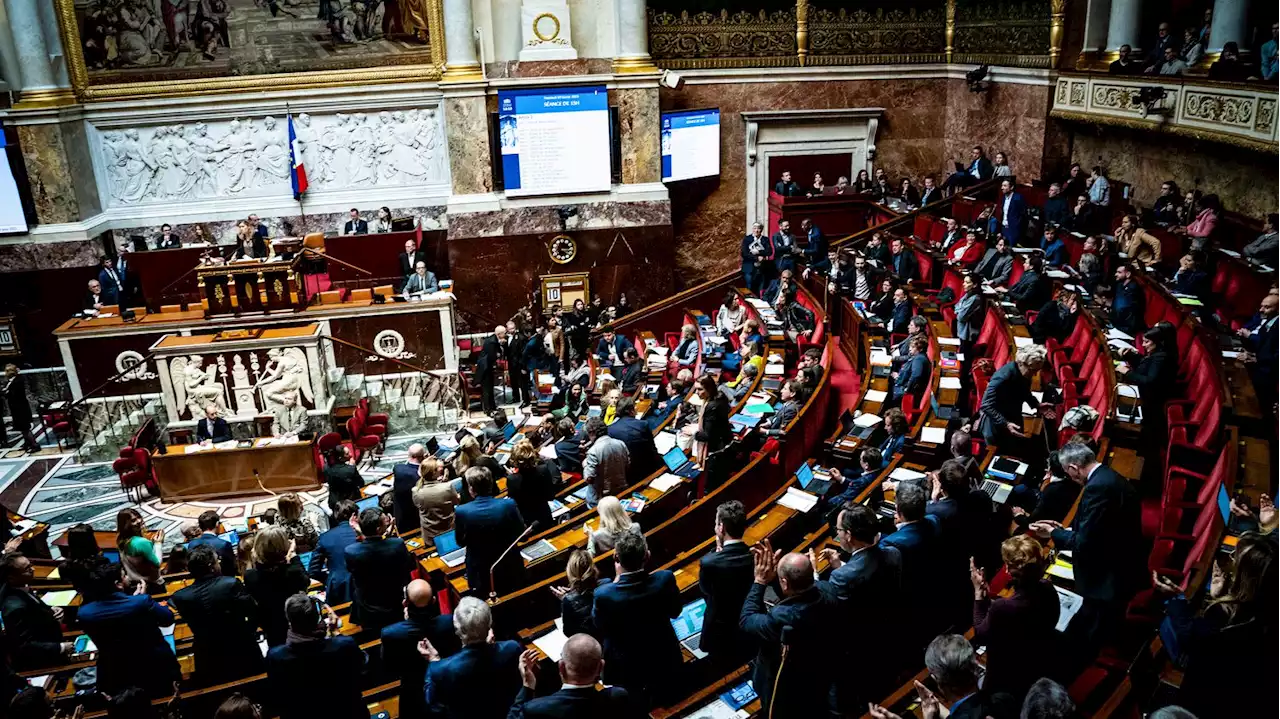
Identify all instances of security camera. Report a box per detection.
[1132,86,1168,118]
[966,65,990,93]
[659,70,685,90]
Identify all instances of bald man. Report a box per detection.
[477,325,506,413]
[392,443,426,533]
[508,634,637,718]
[381,579,458,719]
[739,540,838,718]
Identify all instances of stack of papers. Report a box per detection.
[533,629,569,662]
[1014,336,1034,348]
[778,487,819,512]
[919,426,948,445]
[937,337,961,347]
[1047,557,1075,581]
[1107,328,1134,342]
[654,432,678,455]
[939,377,962,390]
[888,467,927,482]
[40,590,77,607]
[764,363,786,376]
[863,389,888,403]
[869,349,892,367]
[184,443,215,454]
[852,412,883,428]
[650,474,685,492]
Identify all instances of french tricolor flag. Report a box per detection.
[288,113,308,201]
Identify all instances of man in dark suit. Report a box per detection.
[997,179,1027,246]
[1031,443,1144,659]
[510,634,637,719]
[169,544,263,686]
[1110,262,1147,337]
[195,405,232,443]
[476,325,504,413]
[607,397,659,483]
[740,222,775,295]
[187,510,237,577]
[888,287,913,335]
[888,237,918,282]
[381,579,458,719]
[503,321,529,407]
[343,208,368,235]
[391,444,424,533]
[646,379,685,431]
[155,224,182,249]
[593,327,634,368]
[814,504,901,712]
[266,594,369,719]
[763,379,801,436]
[740,541,837,718]
[800,218,829,274]
[83,279,106,314]
[879,480,946,651]
[773,170,801,197]
[943,145,994,192]
[1001,254,1052,313]
[1240,294,1278,413]
[617,349,644,394]
[248,214,269,238]
[593,530,683,706]
[422,596,522,719]
[97,257,124,305]
[823,448,883,519]
[1,365,40,453]
[76,562,180,698]
[977,345,1047,454]
[916,634,1018,719]
[398,237,427,278]
[552,419,583,474]
[891,336,931,403]
[113,248,139,307]
[927,460,999,626]
[307,500,360,605]
[0,553,72,669]
[1043,182,1070,226]
[344,507,415,632]
[937,217,963,251]
[698,501,754,668]
[772,219,798,274]
[455,467,527,597]
[919,176,941,206]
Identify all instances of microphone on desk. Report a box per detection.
[489,524,536,604]
[254,469,277,496]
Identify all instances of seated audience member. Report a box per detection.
[1071,235,1105,294]
[588,496,642,558]
[975,204,999,237]
[551,381,590,421]
[1174,188,1200,227]
[1238,293,1278,409]
[863,231,891,267]
[403,261,439,296]
[876,407,910,468]
[872,174,893,200]
[824,448,883,518]
[775,291,816,343]
[346,506,414,632]
[797,346,823,397]
[106,688,165,719]
[1062,193,1095,234]
[697,501,754,669]
[898,177,921,206]
[155,223,183,249]
[507,438,558,532]
[1030,291,1080,345]
[275,492,318,554]
[773,170,801,197]
[213,694,264,719]
[871,634,1017,719]
[195,404,232,444]
[1243,213,1279,260]
[1039,227,1068,267]
[77,561,180,698]
[763,379,802,435]
[1000,254,1052,312]
[116,507,163,591]
[59,524,107,595]
[947,230,984,269]
[853,169,874,193]
[1169,252,1210,300]
[511,635,638,719]
[552,549,601,639]
[593,531,683,706]
[266,594,368,719]
[617,348,644,394]
[307,500,359,605]
[1011,446,1087,527]
[186,510,238,577]
[0,553,72,670]
[943,145,994,193]
[1118,325,1178,438]
[1110,261,1147,336]
[977,344,1050,452]
[974,237,1014,287]
[886,286,913,334]
[342,208,368,235]
[83,278,106,314]
[323,445,362,512]
[891,336,931,403]
[1042,182,1070,228]
[382,579,459,719]
[740,541,836,718]
[1062,162,1086,199]
[271,393,307,437]
[888,236,919,282]
[716,292,746,337]
[725,363,758,404]
[1208,41,1252,81]
[171,544,264,686]
[551,419,584,474]
[918,176,941,205]
[992,151,1012,177]
[1020,678,1077,719]
[727,340,764,388]
[1152,180,1182,225]
[1115,214,1162,267]
[456,467,527,596]
[413,457,459,544]
[1179,194,1220,248]
[671,323,700,370]
[1149,45,1188,75]
[648,379,686,430]
[971,536,1061,698]
[594,326,633,368]
[1180,27,1205,65]
[244,526,310,647]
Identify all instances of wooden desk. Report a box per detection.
[152,439,318,502]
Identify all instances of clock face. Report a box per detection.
[549,235,576,264]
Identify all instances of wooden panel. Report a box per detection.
[152,440,318,502]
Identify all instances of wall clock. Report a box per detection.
[549,234,577,264]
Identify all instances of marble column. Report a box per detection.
[442,84,494,197]
[1104,0,1142,56]
[616,85,660,185]
[0,1,23,93]
[1078,0,1114,67]
[2,0,74,106]
[442,0,482,81]
[1205,0,1249,60]
[613,0,656,72]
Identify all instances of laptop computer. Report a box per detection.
[980,478,1014,504]
[503,422,517,441]
[298,551,313,569]
[217,530,239,548]
[356,495,381,512]
[662,446,700,479]
[670,597,708,658]
[796,463,832,496]
[432,529,467,567]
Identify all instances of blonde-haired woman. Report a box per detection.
[452,434,483,478]
[970,535,1057,697]
[243,525,308,647]
[508,437,557,530]
[276,492,318,553]
[601,388,622,425]
[671,323,700,372]
[413,456,459,543]
[586,496,641,556]
[550,548,599,638]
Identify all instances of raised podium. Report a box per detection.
[198,257,301,317]
[767,191,879,238]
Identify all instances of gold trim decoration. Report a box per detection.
[807,5,946,63]
[953,0,1051,61]
[12,87,78,109]
[1050,109,1278,154]
[796,0,809,67]
[52,0,446,101]
[945,0,957,63]
[647,8,799,69]
[1048,0,1065,67]
[612,57,661,73]
[548,234,577,265]
[532,12,562,43]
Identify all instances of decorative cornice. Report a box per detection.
[1050,109,1277,154]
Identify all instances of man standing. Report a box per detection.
[582,417,629,508]
[381,579,458,719]
[503,320,529,407]
[698,501,754,669]
[0,553,73,670]
[307,500,360,606]
[265,594,368,719]
[510,634,635,718]
[187,510,237,577]
[741,222,775,296]
[1,366,40,453]
[454,467,527,597]
[1239,294,1278,413]
[476,325,504,414]
[998,179,1026,246]
[772,219,798,274]
[1109,262,1146,337]
[170,545,263,686]
[344,507,415,632]
[421,597,522,719]
[399,238,426,278]
[1030,443,1143,663]
[593,531,683,706]
[392,444,425,533]
[342,208,368,235]
[1087,165,1111,206]
[800,218,829,274]
[773,170,801,197]
[98,257,124,305]
[739,541,836,718]
[607,398,659,482]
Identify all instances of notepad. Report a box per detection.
[1222,350,1243,359]
[778,487,819,513]
[1107,328,1134,341]
[919,426,948,445]
[889,467,927,482]
[651,473,685,493]
[937,337,961,347]
[852,412,883,428]
[1047,558,1075,581]
[863,389,888,403]
[744,402,776,415]
[533,629,569,662]
[40,590,77,607]
[939,377,962,390]
[1014,336,1034,347]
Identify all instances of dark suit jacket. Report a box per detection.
[507,460,558,531]
[977,361,1035,442]
[399,249,427,278]
[765,399,800,434]
[382,610,458,719]
[170,575,264,684]
[694,394,733,454]
[0,585,64,669]
[344,219,369,235]
[344,537,415,631]
[593,569,683,701]
[554,438,583,474]
[477,335,502,377]
[392,462,422,533]
[740,234,776,269]
[618,361,643,393]
[889,250,918,282]
[195,417,232,443]
[244,558,310,647]
[308,523,359,605]
[1050,466,1144,603]
[1043,196,1070,226]
[999,191,1027,244]
[975,250,1013,286]
[608,417,659,482]
[1124,348,1176,416]
[156,233,183,249]
[968,156,995,181]
[888,300,913,335]
[948,692,1020,719]
[820,544,902,707]
[1007,270,1051,313]
[425,640,523,719]
[1029,479,1081,525]
[1111,278,1146,337]
[83,291,105,313]
[77,592,180,696]
[773,180,801,197]
[739,583,837,718]
[97,267,123,304]
[919,186,941,206]
[893,352,931,401]
[188,532,238,577]
[971,578,1061,697]
[594,335,635,365]
[507,685,637,719]
[697,542,754,660]
[455,496,526,597]
[266,636,369,719]
[880,520,946,642]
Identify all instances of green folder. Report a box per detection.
[744,402,776,415]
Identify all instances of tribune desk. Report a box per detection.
[152,438,319,502]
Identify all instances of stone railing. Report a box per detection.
[1051,72,1278,153]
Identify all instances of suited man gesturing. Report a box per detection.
[342,208,368,235]
[455,467,527,597]
[509,634,638,719]
[698,501,754,668]
[421,597,522,719]
[476,325,505,414]
[344,507,415,633]
[170,544,264,685]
